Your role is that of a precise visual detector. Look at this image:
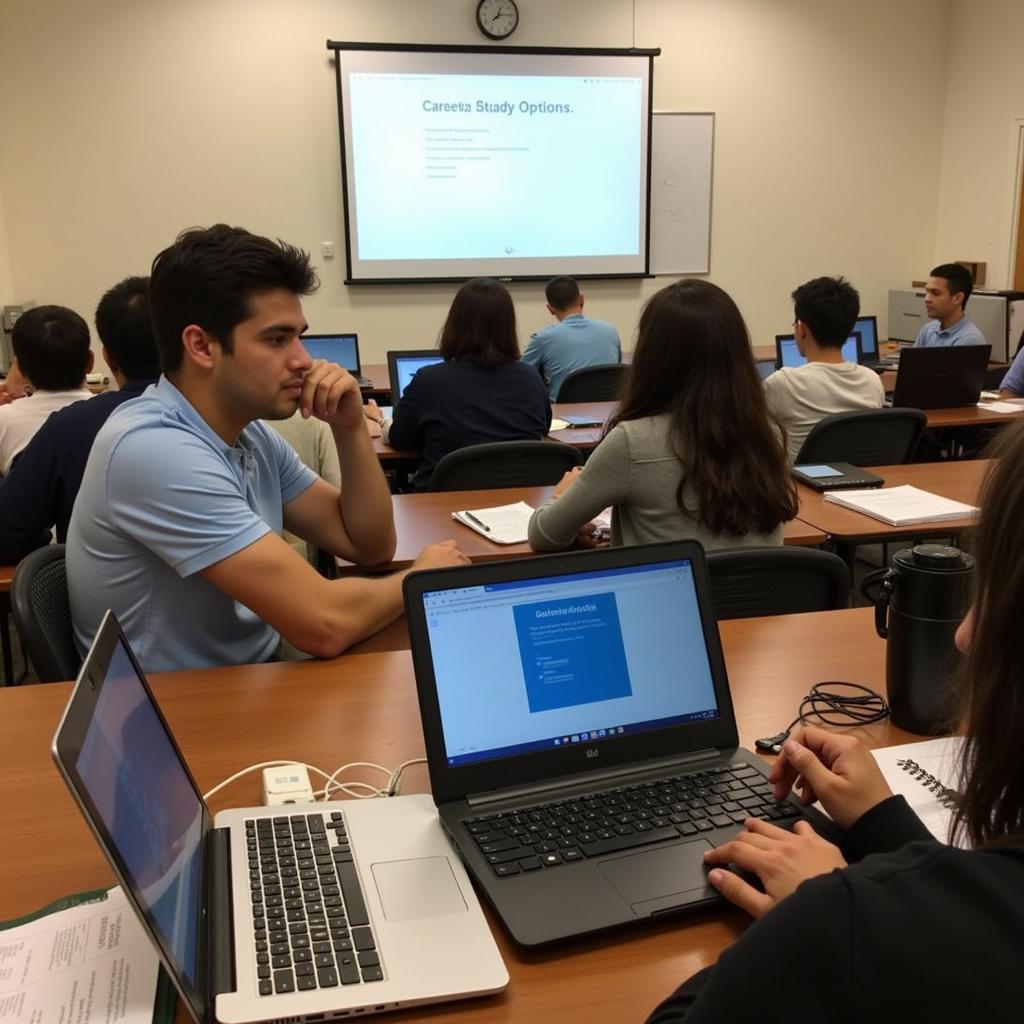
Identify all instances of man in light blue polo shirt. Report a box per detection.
[914,263,987,348]
[521,276,621,401]
[67,224,468,672]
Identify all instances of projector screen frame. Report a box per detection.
[326,40,660,286]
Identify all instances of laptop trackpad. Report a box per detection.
[598,840,714,914]
[372,857,468,921]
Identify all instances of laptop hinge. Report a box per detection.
[465,748,722,808]
[205,826,236,1000]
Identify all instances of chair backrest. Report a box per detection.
[556,363,628,403]
[706,546,851,620]
[429,440,583,492]
[11,544,81,683]
[982,364,1007,391]
[795,407,927,466]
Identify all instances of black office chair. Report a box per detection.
[795,408,927,466]
[11,545,81,683]
[982,365,1007,391]
[706,547,851,620]
[556,363,628,403]
[429,441,583,492]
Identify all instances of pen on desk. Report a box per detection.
[463,511,491,532]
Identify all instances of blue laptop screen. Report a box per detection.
[778,333,859,368]
[75,637,203,987]
[853,317,878,358]
[394,354,444,398]
[421,559,721,767]
[303,334,359,372]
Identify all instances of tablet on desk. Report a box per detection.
[558,413,604,428]
[792,462,885,491]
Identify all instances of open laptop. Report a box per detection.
[51,611,507,1023]
[889,343,991,409]
[775,331,862,369]
[378,350,444,419]
[302,333,373,387]
[403,542,829,946]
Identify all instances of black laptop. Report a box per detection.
[403,541,828,946]
[890,344,991,409]
[302,333,372,387]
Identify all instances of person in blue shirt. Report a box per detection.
[998,343,1024,397]
[914,263,987,347]
[67,225,468,672]
[521,276,621,400]
[0,276,160,563]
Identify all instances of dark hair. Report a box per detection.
[11,305,91,390]
[94,276,161,381]
[931,263,974,310]
[610,280,797,536]
[149,224,318,373]
[438,278,519,369]
[545,276,581,312]
[952,421,1024,847]
[792,276,860,349]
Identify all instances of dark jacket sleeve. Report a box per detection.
[840,794,936,861]
[0,418,62,562]
[385,373,424,452]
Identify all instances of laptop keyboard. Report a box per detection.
[464,762,800,877]
[247,811,384,995]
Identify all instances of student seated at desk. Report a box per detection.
[997,343,1024,397]
[648,423,1024,1023]
[68,225,468,673]
[913,262,987,348]
[364,278,550,490]
[764,276,884,462]
[527,279,796,552]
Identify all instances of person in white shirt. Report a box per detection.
[0,305,94,473]
[764,277,885,462]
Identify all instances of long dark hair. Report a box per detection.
[438,278,520,370]
[609,279,797,536]
[952,421,1024,846]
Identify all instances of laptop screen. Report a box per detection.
[421,559,720,767]
[393,354,443,398]
[853,316,879,358]
[73,634,204,988]
[777,333,859,368]
[302,334,360,373]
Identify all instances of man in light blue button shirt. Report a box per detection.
[914,263,988,348]
[521,276,621,401]
[67,225,468,672]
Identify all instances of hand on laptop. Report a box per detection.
[769,726,893,830]
[703,818,846,919]
[300,359,363,428]
[411,540,471,571]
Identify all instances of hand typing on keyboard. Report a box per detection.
[702,817,846,919]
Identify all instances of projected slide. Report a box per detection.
[333,48,654,281]
[513,593,632,712]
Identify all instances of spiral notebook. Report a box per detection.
[870,736,965,845]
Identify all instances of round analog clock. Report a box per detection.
[476,0,519,40]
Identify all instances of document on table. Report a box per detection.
[452,501,535,544]
[0,887,169,1024]
[977,399,1024,414]
[822,485,977,526]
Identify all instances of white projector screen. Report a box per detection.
[328,44,657,284]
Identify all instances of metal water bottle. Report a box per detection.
[873,544,974,734]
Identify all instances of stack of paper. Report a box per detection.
[870,736,965,844]
[452,501,535,545]
[822,485,977,526]
[977,399,1024,414]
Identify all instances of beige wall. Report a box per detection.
[934,0,1024,288]
[0,0,958,369]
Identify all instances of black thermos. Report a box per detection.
[873,544,974,734]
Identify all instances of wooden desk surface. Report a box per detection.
[796,459,989,543]
[341,488,827,574]
[0,607,922,1024]
[923,403,1024,428]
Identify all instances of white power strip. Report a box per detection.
[261,764,316,806]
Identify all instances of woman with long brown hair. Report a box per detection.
[646,421,1024,1023]
[528,279,797,551]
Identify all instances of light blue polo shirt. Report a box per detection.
[67,377,317,672]
[999,347,1024,395]
[914,315,987,347]
[521,314,622,401]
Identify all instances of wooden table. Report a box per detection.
[796,459,988,545]
[339,488,827,575]
[922,403,1024,428]
[0,607,922,1024]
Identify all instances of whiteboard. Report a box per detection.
[649,112,715,275]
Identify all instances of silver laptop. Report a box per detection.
[403,541,830,946]
[51,611,507,1023]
